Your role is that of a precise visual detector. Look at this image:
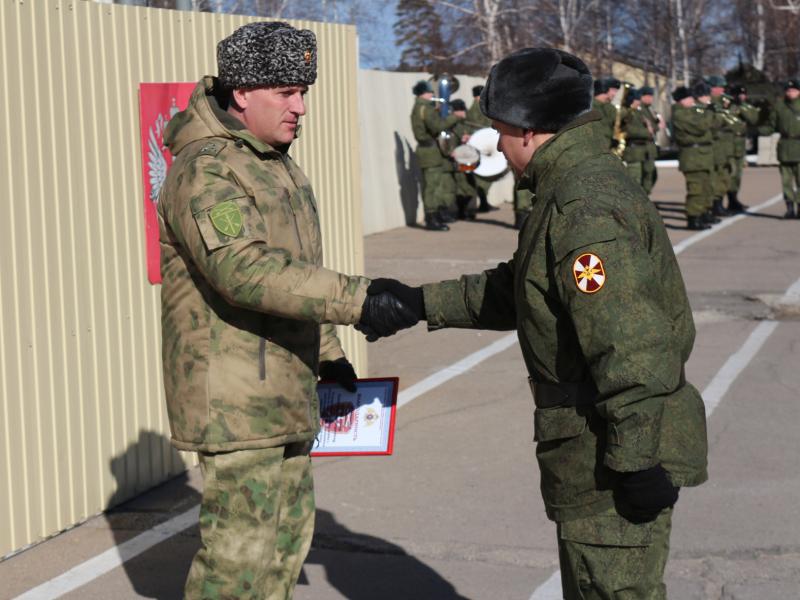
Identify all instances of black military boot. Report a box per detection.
[727,191,747,214]
[477,189,498,212]
[785,202,796,219]
[687,215,710,231]
[702,210,721,225]
[456,196,477,220]
[437,207,456,224]
[424,212,449,231]
[712,198,730,217]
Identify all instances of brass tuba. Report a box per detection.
[429,73,461,155]
[611,82,632,158]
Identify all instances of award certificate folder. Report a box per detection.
[312,378,398,457]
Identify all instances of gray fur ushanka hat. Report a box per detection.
[480,48,593,133]
[217,21,317,88]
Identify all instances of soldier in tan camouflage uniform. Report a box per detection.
[359,49,708,599]
[158,22,417,599]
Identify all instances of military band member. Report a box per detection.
[725,85,760,213]
[450,98,478,220]
[158,22,414,597]
[620,88,652,191]
[592,78,616,149]
[465,85,500,214]
[671,85,715,230]
[705,75,737,218]
[411,80,462,230]
[759,79,800,218]
[639,86,663,195]
[691,81,722,224]
[360,48,708,599]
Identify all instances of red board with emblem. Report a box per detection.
[138,82,196,284]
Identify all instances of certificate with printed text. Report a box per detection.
[311,378,398,457]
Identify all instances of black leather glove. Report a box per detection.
[318,357,358,393]
[366,279,425,320]
[356,288,421,342]
[617,464,679,523]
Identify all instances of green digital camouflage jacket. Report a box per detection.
[466,99,492,130]
[710,96,737,165]
[729,102,760,158]
[422,112,708,522]
[158,77,369,452]
[411,97,460,169]
[671,103,715,173]
[591,98,616,149]
[640,104,661,160]
[761,97,800,163]
[621,107,652,164]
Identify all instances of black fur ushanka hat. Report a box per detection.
[479,48,593,133]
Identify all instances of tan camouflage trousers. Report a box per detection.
[185,442,315,600]
[557,507,673,600]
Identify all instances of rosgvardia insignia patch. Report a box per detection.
[573,252,606,294]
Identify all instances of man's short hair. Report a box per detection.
[480,47,593,133]
[217,22,317,89]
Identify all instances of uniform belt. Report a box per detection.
[529,368,686,410]
[417,139,436,147]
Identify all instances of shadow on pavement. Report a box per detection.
[301,509,470,600]
[394,131,421,226]
[108,430,200,600]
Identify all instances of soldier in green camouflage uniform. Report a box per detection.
[639,86,662,195]
[759,79,800,218]
[467,85,500,214]
[411,81,462,230]
[448,99,479,220]
[706,76,737,218]
[157,23,418,599]
[620,89,652,190]
[726,85,760,213]
[359,49,708,599]
[592,78,616,150]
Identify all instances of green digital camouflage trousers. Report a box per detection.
[683,170,713,217]
[557,507,673,600]
[625,161,645,191]
[729,156,745,193]
[780,162,800,205]
[713,160,732,200]
[184,442,315,600]
[421,165,456,214]
[642,158,657,195]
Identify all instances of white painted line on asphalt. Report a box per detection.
[397,332,519,408]
[672,193,783,256]
[528,569,562,600]
[12,505,199,600]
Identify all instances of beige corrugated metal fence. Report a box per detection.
[0,0,365,557]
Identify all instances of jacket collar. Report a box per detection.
[519,110,604,202]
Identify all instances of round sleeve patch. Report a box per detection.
[572,253,606,294]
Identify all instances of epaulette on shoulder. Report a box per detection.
[195,139,227,158]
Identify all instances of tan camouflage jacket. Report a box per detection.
[158,77,369,452]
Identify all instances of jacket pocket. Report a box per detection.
[535,406,597,509]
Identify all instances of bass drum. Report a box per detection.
[468,128,508,178]
[452,144,480,172]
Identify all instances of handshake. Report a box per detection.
[356,278,425,342]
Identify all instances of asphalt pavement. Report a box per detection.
[2,164,799,600]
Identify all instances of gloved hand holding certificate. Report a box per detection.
[312,378,398,457]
